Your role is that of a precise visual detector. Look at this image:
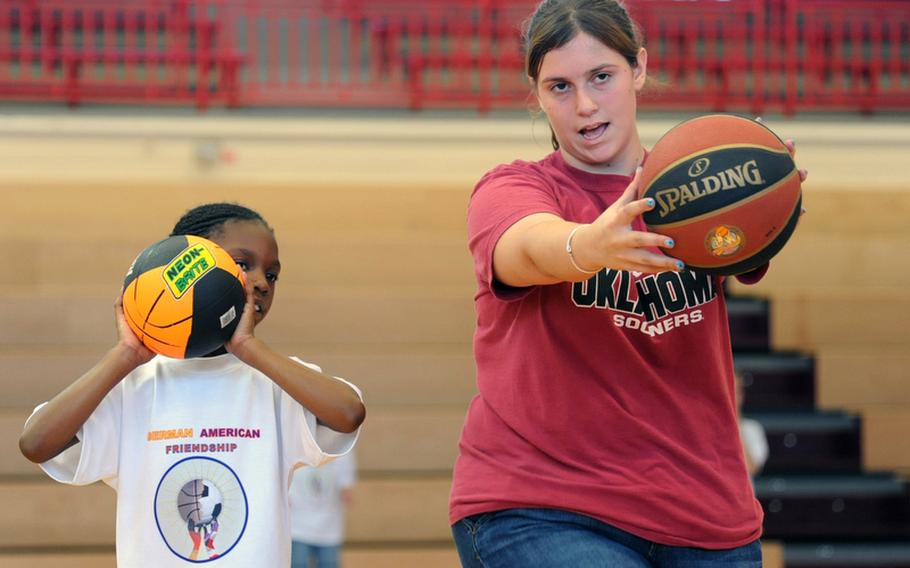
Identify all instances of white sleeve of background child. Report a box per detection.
[26,384,122,487]
[282,357,363,469]
[740,418,769,472]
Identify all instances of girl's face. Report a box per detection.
[534,31,647,174]
[211,219,280,324]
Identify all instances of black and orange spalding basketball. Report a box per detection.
[639,114,802,275]
[122,235,246,358]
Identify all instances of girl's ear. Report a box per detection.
[633,47,648,92]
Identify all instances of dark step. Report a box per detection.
[750,411,861,474]
[736,352,816,411]
[756,474,910,539]
[728,296,770,353]
[786,542,910,568]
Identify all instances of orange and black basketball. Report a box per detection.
[639,114,802,275]
[122,235,246,358]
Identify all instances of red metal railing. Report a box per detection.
[0,0,908,114]
[0,0,241,108]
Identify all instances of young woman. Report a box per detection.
[449,1,804,566]
[20,203,366,567]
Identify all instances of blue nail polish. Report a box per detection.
[646,198,655,208]
[675,261,685,271]
[665,239,675,248]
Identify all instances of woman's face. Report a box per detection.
[534,31,647,174]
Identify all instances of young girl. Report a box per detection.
[20,202,366,567]
[449,1,805,566]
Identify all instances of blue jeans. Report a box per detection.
[291,541,340,568]
[452,508,762,568]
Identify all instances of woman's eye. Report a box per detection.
[550,82,569,93]
[594,72,610,83]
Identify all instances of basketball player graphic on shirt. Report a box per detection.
[155,455,249,562]
[178,479,223,560]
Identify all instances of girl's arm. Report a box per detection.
[226,295,366,434]
[493,168,682,287]
[19,295,154,464]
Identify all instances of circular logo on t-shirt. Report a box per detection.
[154,456,248,562]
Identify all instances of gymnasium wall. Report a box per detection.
[0,110,908,565]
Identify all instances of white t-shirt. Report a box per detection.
[289,450,357,546]
[31,354,361,568]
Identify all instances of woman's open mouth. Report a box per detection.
[580,122,608,140]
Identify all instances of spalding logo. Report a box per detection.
[705,225,745,257]
[654,159,765,218]
[688,158,711,177]
[162,244,217,299]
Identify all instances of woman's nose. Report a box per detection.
[576,89,598,115]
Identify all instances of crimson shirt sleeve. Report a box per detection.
[734,262,770,285]
[467,163,562,300]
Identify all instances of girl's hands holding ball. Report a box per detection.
[114,291,155,366]
[225,272,259,357]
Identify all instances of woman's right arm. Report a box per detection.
[492,168,683,288]
[19,295,153,464]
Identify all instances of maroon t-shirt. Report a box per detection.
[449,151,763,548]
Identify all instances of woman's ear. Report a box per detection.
[633,47,648,92]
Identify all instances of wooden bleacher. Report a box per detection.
[1,111,908,566]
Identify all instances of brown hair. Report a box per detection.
[523,0,644,149]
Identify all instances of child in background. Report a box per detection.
[290,450,357,568]
[19,202,365,568]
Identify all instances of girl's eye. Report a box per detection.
[235,260,249,271]
[266,272,279,283]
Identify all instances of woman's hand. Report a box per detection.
[571,167,683,274]
[492,168,683,287]
[757,116,807,216]
[783,138,808,185]
[783,138,809,219]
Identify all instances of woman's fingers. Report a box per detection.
[620,196,657,225]
[614,166,643,207]
[586,167,687,273]
[616,238,684,272]
[625,228,675,250]
[784,138,797,158]
[582,232,683,273]
[616,254,683,274]
[783,140,808,182]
